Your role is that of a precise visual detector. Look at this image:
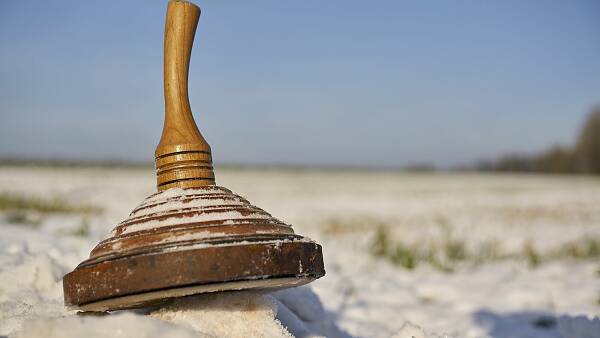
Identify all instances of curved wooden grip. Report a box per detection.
[155,0,214,191]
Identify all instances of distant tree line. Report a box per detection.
[474,107,600,174]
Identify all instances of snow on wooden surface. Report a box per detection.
[111,186,288,238]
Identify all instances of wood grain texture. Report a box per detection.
[155,0,214,190]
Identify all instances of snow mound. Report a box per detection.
[8,285,351,338]
[11,312,201,338]
[0,244,68,335]
[148,286,353,338]
[274,286,353,338]
[150,291,292,338]
[391,322,456,338]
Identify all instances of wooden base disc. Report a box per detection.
[74,276,313,312]
[63,240,324,311]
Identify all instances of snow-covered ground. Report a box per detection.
[0,166,598,337]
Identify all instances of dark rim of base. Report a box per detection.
[63,240,325,310]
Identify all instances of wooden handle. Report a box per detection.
[155,0,215,191]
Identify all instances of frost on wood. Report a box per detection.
[91,186,303,259]
[113,186,290,237]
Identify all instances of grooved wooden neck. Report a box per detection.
[155,0,215,191]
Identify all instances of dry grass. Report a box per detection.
[0,193,101,214]
[0,192,101,227]
[369,225,600,272]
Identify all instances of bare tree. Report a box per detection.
[575,107,600,174]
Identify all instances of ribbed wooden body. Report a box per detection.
[88,186,296,261]
[63,186,324,311]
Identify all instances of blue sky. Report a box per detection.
[1,0,599,168]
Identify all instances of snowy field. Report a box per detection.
[0,166,599,338]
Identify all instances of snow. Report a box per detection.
[391,322,455,338]
[7,287,347,338]
[149,291,293,338]
[12,313,201,338]
[110,185,287,237]
[116,209,274,236]
[1,167,599,338]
